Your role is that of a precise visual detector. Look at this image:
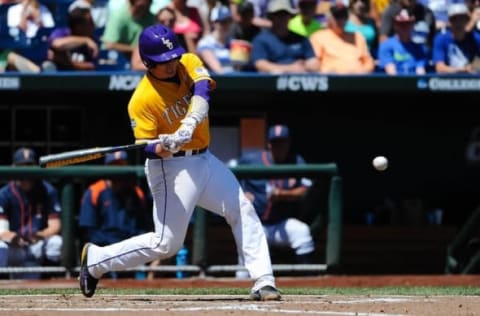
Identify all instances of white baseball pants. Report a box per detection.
[86,151,275,289]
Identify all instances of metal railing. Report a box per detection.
[446,204,480,274]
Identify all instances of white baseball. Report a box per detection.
[373,156,388,171]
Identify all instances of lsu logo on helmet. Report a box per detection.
[162,37,174,50]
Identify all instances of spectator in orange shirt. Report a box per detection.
[309,3,375,74]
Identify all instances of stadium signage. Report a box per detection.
[276,75,328,92]
[109,75,142,91]
[428,78,480,91]
[0,77,20,90]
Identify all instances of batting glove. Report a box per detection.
[159,117,196,153]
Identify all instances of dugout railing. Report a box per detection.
[445,204,480,274]
[0,164,342,278]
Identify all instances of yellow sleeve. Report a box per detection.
[127,80,158,140]
[181,53,217,91]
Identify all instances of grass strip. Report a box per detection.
[0,286,479,296]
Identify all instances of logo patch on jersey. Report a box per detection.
[162,37,174,50]
[130,119,136,129]
[195,67,209,76]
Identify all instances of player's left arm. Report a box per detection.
[177,54,214,130]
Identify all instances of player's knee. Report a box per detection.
[289,220,315,254]
[151,234,183,258]
[287,218,312,239]
[298,222,313,239]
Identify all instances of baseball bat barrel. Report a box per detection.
[39,142,149,168]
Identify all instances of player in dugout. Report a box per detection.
[0,147,63,279]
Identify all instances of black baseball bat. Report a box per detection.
[39,142,151,168]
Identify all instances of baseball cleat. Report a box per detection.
[250,285,281,301]
[79,243,98,298]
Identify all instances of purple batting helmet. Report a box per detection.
[139,24,185,68]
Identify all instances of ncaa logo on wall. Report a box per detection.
[109,75,142,90]
[276,75,328,91]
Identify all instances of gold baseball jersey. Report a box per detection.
[128,53,216,150]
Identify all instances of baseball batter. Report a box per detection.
[79,24,281,301]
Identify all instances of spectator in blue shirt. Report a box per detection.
[380,0,436,50]
[432,3,480,74]
[378,9,428,74]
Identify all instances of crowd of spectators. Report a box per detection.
[0,0,479,74]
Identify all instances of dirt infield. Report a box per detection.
[1,294,480,316]
[0,275,479,316]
